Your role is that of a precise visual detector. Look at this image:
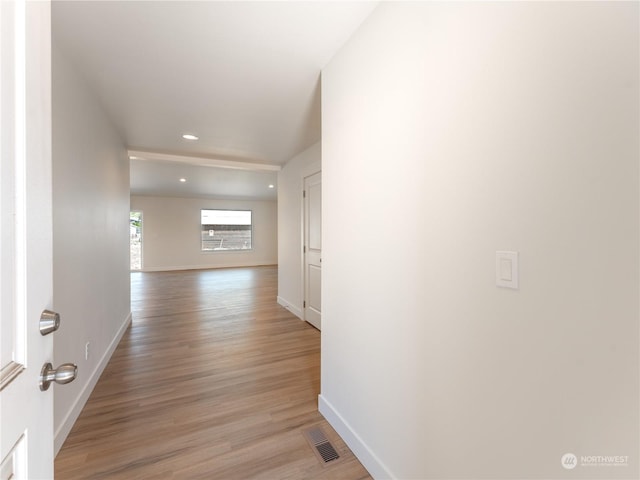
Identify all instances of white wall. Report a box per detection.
[277,142,321,318]
[52,46,131,453]
[321,3,639,479]
[130,195,277,271]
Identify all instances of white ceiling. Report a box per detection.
[130,159,279,200]
[52,1,378,199]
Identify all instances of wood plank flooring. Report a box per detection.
[55,266,371,480]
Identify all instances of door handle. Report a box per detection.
[39,362,77,391]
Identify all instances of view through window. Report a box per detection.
[130,211,142,270]
[201,209,252,251]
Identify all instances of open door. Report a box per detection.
[0,1,66,478]
[303,171,321,329]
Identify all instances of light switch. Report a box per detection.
[496,251,518,289]
[499,258,512,281]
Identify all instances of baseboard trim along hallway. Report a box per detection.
[55,312,132,454]
[318,394,393,480]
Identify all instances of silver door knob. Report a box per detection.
[39,362,77,391]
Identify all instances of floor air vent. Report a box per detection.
[303,426,340,465]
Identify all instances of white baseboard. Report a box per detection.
[54,312,132,455]
[141,261,277,272]
[277,296,303,320]
[318,394,394,480]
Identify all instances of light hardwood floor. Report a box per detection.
[55,266,371,480]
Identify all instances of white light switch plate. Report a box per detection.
[496,251,518,289]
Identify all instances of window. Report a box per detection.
[201,209,252,251]
[130,211,142,270]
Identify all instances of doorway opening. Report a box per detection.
[130,211,142,270]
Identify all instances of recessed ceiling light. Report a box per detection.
[182,134,198,140]
[180,178,187,183]
[129,156,140,160]
[268,184,275,189]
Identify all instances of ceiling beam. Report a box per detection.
[127,150,282,172]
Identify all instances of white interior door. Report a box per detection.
[303,171,322,330]
[1,1,56,478]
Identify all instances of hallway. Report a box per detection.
[55,266,370,479]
